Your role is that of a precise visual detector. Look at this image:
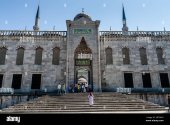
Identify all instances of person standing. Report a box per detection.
[74,83,78,93]
[62,83,66,94]
[80,83,84,93]
[85,82,88,92]
[88,92,94,106]
[57,83,61,95]
[77,83,80,93]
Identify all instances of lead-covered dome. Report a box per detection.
[74,13,92,21]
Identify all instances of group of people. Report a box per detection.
[57,83,66,95]
[57,82,94,106]
[69,82,92,93]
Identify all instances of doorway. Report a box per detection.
[76,68,88,83]
[75,68,93,92]
[160,73,170,88]
[31,74,41,89]
[142,73,152,88]
[0,74,3,88]
[11,74,22,89]
[74,37,93,92]
[124,73,134,88]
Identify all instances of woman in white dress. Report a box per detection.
[88,92,94,106]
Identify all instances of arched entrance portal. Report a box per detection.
[77,69,88,83]
[74,37,93,92]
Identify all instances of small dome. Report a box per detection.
[74,13,92,21]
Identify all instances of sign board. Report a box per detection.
[75,59,91,66]
[74,29,92,34]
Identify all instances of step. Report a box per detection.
[2,93,168,113]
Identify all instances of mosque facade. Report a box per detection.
[0,6,170,106]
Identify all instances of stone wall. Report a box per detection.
[0,38,66,92]
[101,40,170,89]
[128,93,170,106]
[0,96,28,109]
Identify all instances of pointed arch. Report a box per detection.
[75,37,92,59]
[16,47,25,65]
[52,47,60,65]
[122,47,130,64]
[35,47,43,65]
[139,47,148,65]
[75,37,92,54]
[105,47,113,65]
[156,47,165,64]
[0,47,7,65]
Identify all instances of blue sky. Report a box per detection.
[0,0,170,31]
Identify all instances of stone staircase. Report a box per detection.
[0,92,169,113]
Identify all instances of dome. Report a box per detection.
[74,13,92,21]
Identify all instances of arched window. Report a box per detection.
[0,47,7,65]
[16,47,25,65]
[122,47,130,64]
[105,47,113,65]
[139,47,148,65]
[52,47,60,65]
[156,48,165,64]
[35,47,43,65]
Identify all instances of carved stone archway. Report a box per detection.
[75,37,92,59]
[74,37,93,91]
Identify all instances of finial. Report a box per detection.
[164,27,166,32]
[110,26,112,31]
[53,26,55,31]
[82,8,84,13]
[137,26,139,31]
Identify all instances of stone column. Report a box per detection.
[133,72,143,88]
[151,72,161,88]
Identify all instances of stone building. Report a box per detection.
[0,6,170,106]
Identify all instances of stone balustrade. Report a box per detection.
[0,30,67,42]
[100,31,170,41]
[1,30,170,42]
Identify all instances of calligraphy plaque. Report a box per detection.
[75,59,91,66]
[74,29,92,34]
